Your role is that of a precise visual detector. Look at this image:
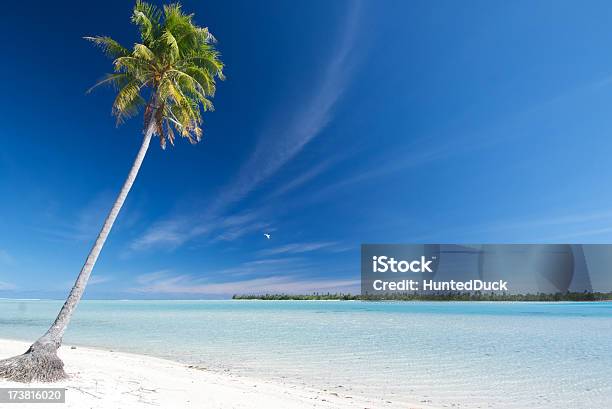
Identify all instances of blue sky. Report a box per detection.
[3,0,612,299]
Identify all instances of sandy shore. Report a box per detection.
[0,339,430,409]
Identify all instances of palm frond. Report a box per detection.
[112,80,145,125]
[84,36,129,59]
[86,1,224,147]
[113,56,153,79]
[132,0,161,44]
[198,27,216,44]
[133,43,155,62]
[159,30,180,62]
[181,52,225,81]
[86,73,132,94]
[169,69,207,100]
[163,3,193,34]
[181,66,216,96]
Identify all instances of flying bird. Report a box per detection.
[264,233,271,240]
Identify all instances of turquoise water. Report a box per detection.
[0,300,610,408]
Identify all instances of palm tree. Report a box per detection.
[0,1,224,382]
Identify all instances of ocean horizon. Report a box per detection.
[1,299,610,408]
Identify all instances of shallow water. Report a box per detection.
[0,299,610,408]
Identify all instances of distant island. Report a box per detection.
[233,291,612,302]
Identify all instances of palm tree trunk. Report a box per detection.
[0,118,157,382]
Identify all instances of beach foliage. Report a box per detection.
[232,291,612,302]
[85,0,224,148]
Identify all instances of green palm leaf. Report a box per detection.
[84,36,129,59]
[87,1,224,148]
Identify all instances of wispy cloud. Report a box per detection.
[201,257,309,279]
[297,114,524,208]
[130,208,272,250]
[34,193,109,242]
[476,209,612,242]
[0,281,16,290]
[130,219,208,251]
[257,241,340,257]
[58,274,113,291]
[36,191,141,243]
[417,208,612,243]
[211,210,275,242]
[303,144,452,205]
[89,275,113,285]
[208,2,362,213]
[0,250,15,265]
[266,156,346,199]
[131,2,363,252]
[292,68,612,208]
[132,271,359,296]
[135,270,174,285]
[485,210,612,231]
[543,227,612,241]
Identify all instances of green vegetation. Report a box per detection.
[86,0,224,148]
[233,291,612,301]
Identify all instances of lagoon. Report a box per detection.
[0,299,610,408]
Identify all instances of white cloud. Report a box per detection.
[35,193,110,242]
[211,210,274,242]
[58,274,114,291]
[130,3,363,252]
[257,241,340,257]
[0,250,14,265]
[0,281,16,290]
[135,270,174,285]
[202,257,311,279]
[130,254,360,295]
[208,3,362,214]
[472,210,612,242]
[133,273,359,296]
[89,275,113,285]
[129,208,269,251]
[36,191,141,243]
[485,210,612,231]
[267,157,340,199]
[130,219,209,251]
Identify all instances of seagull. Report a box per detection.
[264,233,271,240]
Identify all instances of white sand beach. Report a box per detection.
[0,339,429,409]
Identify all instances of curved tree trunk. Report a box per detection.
[0,119,156,382]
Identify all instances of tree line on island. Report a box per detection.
[232,291,612,301]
